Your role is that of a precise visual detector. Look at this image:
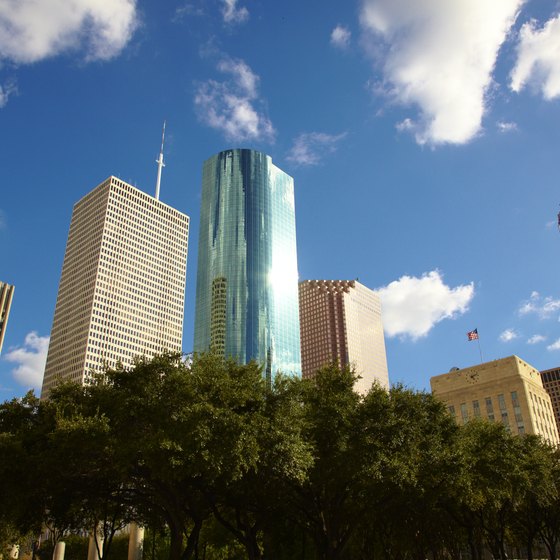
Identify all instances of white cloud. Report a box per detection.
[286,131,347,166]
[376,270,474,340]
[331,25,351,48]
[511,15,560,99]
[528,334,546,344]
[0,0,138,64]
[499,328,519,342]
[173,2,204,22]
[496,120,518,132]
[4,332,49,390]
[359,0,524,145]
[222,0,248,24]
[194,57,275,142]
[518,291,560,319]
[547,338,560,351]
[396,118,414,133]
[217,58,258,94]
[0,79,17,108]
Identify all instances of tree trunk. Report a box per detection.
[181,519,202,560]
[467,527,480,560]
[486,537,501,560]
[527,535,534,560]
[243,528,263,560]
[499,540,508,560]
[168,524,184,560]
[544,539,557,560]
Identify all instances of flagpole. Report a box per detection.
[467,329,483,363]
[477,337,483,363]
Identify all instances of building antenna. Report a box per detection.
[155,121,166,200]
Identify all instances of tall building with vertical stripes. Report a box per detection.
[41,176,189,397]
[298,279,389,394]
[194,149,301,380]
[0,282,14,355]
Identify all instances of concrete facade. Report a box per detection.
[431,355,559,444]
[298,280,389,394]
[0,282,14,355]
[41,176,189,397]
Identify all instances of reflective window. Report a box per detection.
[194,149,301,378]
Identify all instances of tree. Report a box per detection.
[537,447,560,560]
[0,392,55,544]
[104,353,212,560]
[45,381,134,560]
[509,435,556,560]
[454,420,522,560]
[281,364,372,560]
[206,373,312,560]
[1,383,137,560]
[106,353,302,560]
[350,385,461,560]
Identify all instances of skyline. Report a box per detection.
[1,0,560,398]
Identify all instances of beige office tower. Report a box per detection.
[298,280,389,394]
[0,282,15,355]
[431,356,559,444]
[41,176,189,398]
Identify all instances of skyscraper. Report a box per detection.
[194,149,301,379]
[298,280,389,394]
[0,282,14,355]
[41,176,189,397]
[539,366,560,434]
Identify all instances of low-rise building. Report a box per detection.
[430,355,559,444]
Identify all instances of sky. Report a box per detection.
[2,0,560,400]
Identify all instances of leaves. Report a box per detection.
[2,357,560,560]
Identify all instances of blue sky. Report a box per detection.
[2,0,560,399]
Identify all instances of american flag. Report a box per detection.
[467,329,479,341]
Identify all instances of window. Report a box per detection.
[511,391,524,425]
[460,403,469,424]
[498,394,509,426]
[485,397,495,421]
[472,400,481,417]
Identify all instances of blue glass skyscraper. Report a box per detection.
[194,149,301,379]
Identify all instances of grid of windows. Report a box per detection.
[210,277,227,355]
[528,390,556,440]
[298,280,389,393]
[41,177,189,397]
[511,390,525,433]
[498,393,510,429]
[540,367,560,436]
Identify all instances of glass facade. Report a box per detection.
[194,149,301,379]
